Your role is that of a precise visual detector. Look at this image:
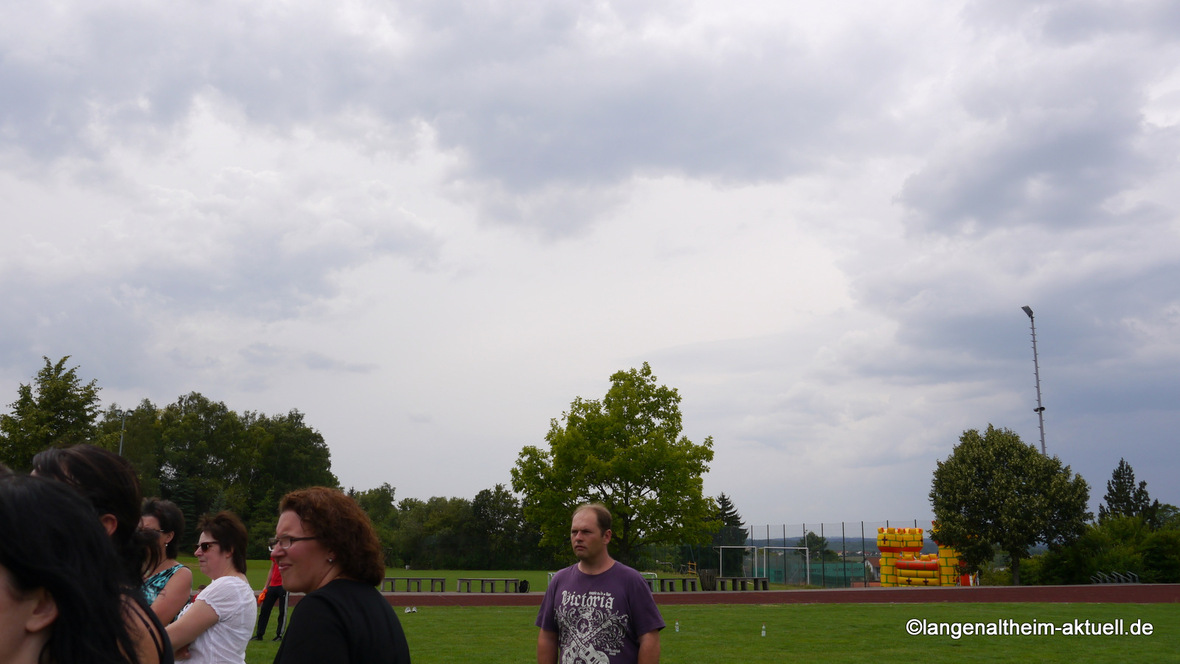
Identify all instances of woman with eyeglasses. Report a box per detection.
[166,511,255,663]
[270,487,411,664]
[140,499,193,623]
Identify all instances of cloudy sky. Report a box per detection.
[3,0,1178,530]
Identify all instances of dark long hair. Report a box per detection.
[142,498,186,560]
[0,473,146,663]
[32,444,160,584]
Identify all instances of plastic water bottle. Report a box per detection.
[675,621,680,633]
[761,623,766,637]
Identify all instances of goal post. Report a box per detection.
[714,545,810,585]
[758,546,810,586]
[714,545,755,578]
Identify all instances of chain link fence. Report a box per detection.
[728,520,940,589]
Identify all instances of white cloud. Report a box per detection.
[2,0,1179,526]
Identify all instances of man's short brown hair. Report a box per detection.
[574,503,612,534]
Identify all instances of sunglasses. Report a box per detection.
[196,542,219,552]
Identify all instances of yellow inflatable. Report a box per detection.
[876,526,969,587]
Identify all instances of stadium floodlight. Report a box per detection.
[1022,306,1046,455]
[114,408,134,456]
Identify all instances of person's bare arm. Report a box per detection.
[151,566,194,624]
[537,629,559,664]
[165,599,219,650]
[638,629,661,664]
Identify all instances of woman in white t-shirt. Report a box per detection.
[166,512,256,663]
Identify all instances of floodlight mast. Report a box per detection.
[114,407,134,456]
[1022,306,1047,455]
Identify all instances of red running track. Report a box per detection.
[284,584,1180,608]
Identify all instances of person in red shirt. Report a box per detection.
[253,560,287,641]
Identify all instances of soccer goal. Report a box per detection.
[715,545,809,585]
[758,546,810,586]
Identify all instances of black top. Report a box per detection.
[273,579,411,664]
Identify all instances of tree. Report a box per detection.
[352,483,400,566]
[511,362,716,564]
[716,493,743,530]
[157,392,246,539]
[1098,458,1160,525]
[1,356,101,469]
[393,496,475,568]
[713,493,747,572]
[929,424,1090,585]
[471,484,528,570]
[96,399,164,498]
[1031,513,1180,585]
[799,530,832,561]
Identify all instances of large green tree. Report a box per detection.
[96,399,164,497]
[511,362,716,564]
[713,493,747,572]
[929,424,1091,585]
[1098,458,1161,526]
[471,484,531,570]
[352,483,400,565]
[1,356,101,469]
[1029,514,1180,585]
[393,496,476,568]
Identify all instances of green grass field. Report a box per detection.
[239,602,1180,663]
[175,559,1179,663]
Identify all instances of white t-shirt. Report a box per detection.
[178,575,256,664]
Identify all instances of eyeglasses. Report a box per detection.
[267,536,318,552]
[196,542,219,552]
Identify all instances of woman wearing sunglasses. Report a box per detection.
[166,512,255,663]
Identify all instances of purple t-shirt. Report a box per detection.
[536,562,665,664]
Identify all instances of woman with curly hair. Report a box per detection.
[270,486,411,664]
[0,471,165,664]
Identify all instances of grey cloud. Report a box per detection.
[301,351,377,373]
[2,1,910,233]
[899,85,1159,235]
[0,281,155,390]
[108,171,442,319]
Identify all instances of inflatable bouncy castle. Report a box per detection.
[876,527,972,587]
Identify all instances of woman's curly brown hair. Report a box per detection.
[279,487,385,585]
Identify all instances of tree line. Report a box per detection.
[930,424,1180,585]
[2,357,739,570]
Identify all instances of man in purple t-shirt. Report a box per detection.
[536,503,665,664]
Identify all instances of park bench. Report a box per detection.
[381,577,447,592]
[716,576,769,591]
[640,572,657,591]
[656,577,699,592]
[456,577,521,593]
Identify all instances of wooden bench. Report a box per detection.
[716,577,769,591]
[641,572,657,591]
[656,577,699,592]
[456,577,521,593]
[381,577,447,592]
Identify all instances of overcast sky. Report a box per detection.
[3,0,1178,529]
